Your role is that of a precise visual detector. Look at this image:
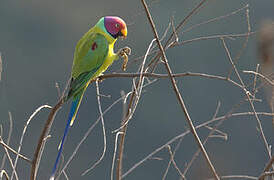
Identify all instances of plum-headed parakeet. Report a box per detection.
[50,16,129,179]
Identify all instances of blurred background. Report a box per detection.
[0,0,273,179]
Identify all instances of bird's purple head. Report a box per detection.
[104,16,127,39]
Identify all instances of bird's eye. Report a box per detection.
[115,23,120,28]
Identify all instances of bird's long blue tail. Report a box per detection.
[50,91,84,180]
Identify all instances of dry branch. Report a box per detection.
[30,98,65,180]
[141,0,220,179]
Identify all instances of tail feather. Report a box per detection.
[50,89,85,179]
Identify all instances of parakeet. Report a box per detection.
[50,16,128,179]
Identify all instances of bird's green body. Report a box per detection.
[67,20,119,125]
[50,16,128,180]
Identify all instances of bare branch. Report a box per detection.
[0,136,19,180]
[182,4,249,34]
[166,145,186,180]
[252,64,260,97]
[227,6,251,78]
[122,111,274,178]
[208,175,257,180]
[31,98,65,180]
[115,38,156,180]
[146,0,208,71]
[243,70,274,86]
[81,80,107,175]
[183,101,222,176]
[12,105,51,180]
[111,132,124,180]
[258,171,274,180]
[221,38,272,159]
[162,137,184,180]
[258,156,274,180]
[0,138,31,163]
[0,170,9,180]
[1,112,13,170]
[141,0,220,179]
[0,53,2,82]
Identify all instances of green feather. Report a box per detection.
[67,33,109,100]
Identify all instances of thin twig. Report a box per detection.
[0,112,13,171]
[111,132,124,180]
[141,0,220,179]
[252,64,260,97]
[205,126,227,140]
[166,145,186,180]
[7,113,12,147]
[100,72,242,88]
[118,60,270,102]
[170,16,179,45]
[129,31,256,70]
[162,137,184,180]
[208,175,257,180]
[0,52,2,81]
[227,6,251,78]
[258,156,274,180]
[55,82,61,99]
[163,0,207,46]
[176,32,256,48]
[115,38,155,180]
[11,105,51,180]
[182,4,249,34]
[113,39,156,134]
[0,138,31,163]
[243,70,274,86]
[258,171,274,180]
[81,80,107,175]
[0,170,9,180]
[122,111,274,178]
[63,170,69,180]
[147,0,208,70]
[148,21,171,59]
[183,101,222,176]
[0,136,18,180]
[221,38,272,159]
[111,91,127,180]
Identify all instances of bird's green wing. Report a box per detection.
[67,32,109,99]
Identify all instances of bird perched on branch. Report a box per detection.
[50,16,130,180]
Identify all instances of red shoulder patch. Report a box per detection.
[91,42,98,51]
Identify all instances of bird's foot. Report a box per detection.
[118,46,131,71]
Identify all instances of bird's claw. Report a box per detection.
[118,46,131,71]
